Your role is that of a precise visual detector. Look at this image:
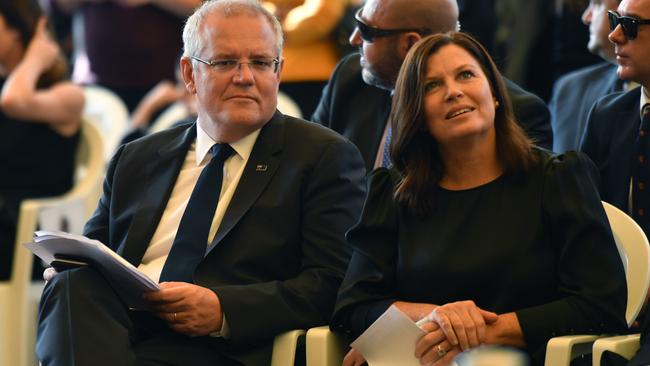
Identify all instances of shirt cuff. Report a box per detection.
[209,314,230,338]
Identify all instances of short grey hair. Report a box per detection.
[182,0,284,59]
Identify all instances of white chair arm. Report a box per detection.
[592,334,640,365]
[306,326,349,366]
[544,334,601,365]
[271,329,306,366]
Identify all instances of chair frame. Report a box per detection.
[0,120,104,366]
[546,202,650,365]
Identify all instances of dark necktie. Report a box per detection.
[159,143,234,282]
[632,105,650,236]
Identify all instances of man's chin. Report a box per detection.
[361,69,393,91]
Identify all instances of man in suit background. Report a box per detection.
[311,0,553,172]
[581,0,650,239]
[549,0,624,153]
[35,1,367,365]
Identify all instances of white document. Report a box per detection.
[24,230,159,310]
[351,305,427,366]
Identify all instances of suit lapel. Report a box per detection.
[206,112,284,254]
[120,124,197,266]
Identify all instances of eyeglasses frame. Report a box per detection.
[608,10,650,40]
[353,8,431,43]
[190,55,281,74]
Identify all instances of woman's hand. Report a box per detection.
[342,348,366,366]
[425,301,498,351]
[43,267,59,282]
[415,321,461,366]
[23,17,60,73]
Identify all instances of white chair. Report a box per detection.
[82,85,129,161]
[589,202,650,366]
[306,326,349,366]
[272,329,306,366]
[0,120,104,366]
[149,102,190,134]
[545,201,650,366]
[277,91,303,119]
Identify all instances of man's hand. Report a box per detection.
[342,348,367,366]
[43,267,59,282]
[143,282,223,337]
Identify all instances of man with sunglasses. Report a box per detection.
[550,0,626,153]
[35,1,367,365]
[581,2,650,361]
[311,0,552,171]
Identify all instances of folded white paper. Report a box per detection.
[25,230,159,309]
[351,305,427,366]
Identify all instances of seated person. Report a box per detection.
[0,1,84,280]
[331,32,627,366]
[120,61,198,145]
[35,1,366,365]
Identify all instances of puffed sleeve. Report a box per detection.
[515,151,627,353]
[330,168,401,338]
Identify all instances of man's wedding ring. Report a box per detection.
[173,312,177,322]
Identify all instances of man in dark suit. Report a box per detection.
[35,1,366,366]
[581,1,650,362]
[550,0,623,153]
[312,0,552,171]
[581,0,650,236]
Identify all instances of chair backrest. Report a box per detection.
[149,102,190,134]
[602,201,650,326]
[0,120,104,366]
[82,85,129,161]
[277,91,303,119]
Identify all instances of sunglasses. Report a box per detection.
[354,8,431,43]
[608,10,650,40]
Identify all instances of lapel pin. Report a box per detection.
[255,164,268,172]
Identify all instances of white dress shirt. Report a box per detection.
[137,123,260,283]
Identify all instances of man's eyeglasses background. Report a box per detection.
[608,10,650,40]
[353,8,431,43]
[190,56,280,74]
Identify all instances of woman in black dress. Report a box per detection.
[332,32,627,366]
[0,1,84,280]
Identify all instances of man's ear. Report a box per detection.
[180,57,196,94]
[398,32,423,59]
[276,58,284,81]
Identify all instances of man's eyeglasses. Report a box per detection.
[354,8,431,43]
[608,10,650,40]
[190,56,280,74]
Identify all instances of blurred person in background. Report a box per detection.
[263,0,351,118]
[0,0,84,280]
[120,58,198,145]
[549,0,626,153]
[312,0,552,172]
[49,0,202,111]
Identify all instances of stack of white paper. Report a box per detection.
[25,231,159,309]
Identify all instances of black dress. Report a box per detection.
[0,78,79,280]
[332,149,627,364]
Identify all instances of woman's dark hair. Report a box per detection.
[390,32,536,216]
[0,0,68,86]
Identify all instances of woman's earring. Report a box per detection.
[495,100,500,108]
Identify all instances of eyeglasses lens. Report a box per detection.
[608,11,638,39]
